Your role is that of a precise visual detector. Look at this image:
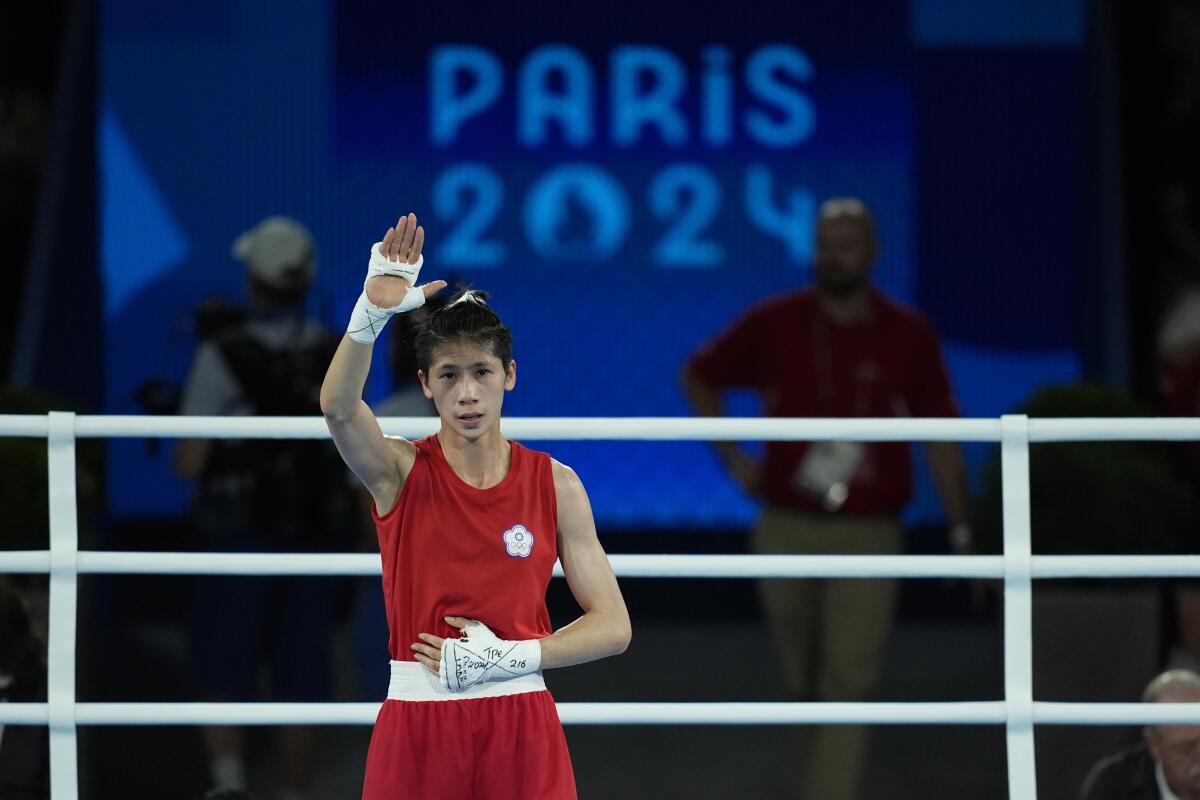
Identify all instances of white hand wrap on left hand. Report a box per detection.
[439,621,542,693]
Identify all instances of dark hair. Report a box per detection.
[414,289,512,374]
[388,312,423,383]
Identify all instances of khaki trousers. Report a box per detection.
[752,506,902,800]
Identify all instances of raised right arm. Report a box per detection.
[321,335,413,514]
[320,212,445,514]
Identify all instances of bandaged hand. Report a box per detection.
[346,213,445,344]
[423,617,542,693]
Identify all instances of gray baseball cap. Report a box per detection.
[232,216,316,291]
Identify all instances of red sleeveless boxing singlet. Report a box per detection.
[373,434,558,652]
[362,435,578,800]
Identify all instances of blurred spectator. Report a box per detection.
[1155,0,1200,686]
[1158,288,1200,677]
[681,197,972,800]
[1159,0,1200,295]
[173,216,353,800]
[376,312,438,418]
[1077,669,1200,800]
[0,577,49,799]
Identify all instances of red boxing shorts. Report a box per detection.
[361,661,577,800]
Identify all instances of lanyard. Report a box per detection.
[810,299,878,416]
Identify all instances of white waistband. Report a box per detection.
[386,660,547,702]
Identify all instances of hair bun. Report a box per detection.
[415,286,513,373]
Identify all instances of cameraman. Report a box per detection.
[174,216,348,800]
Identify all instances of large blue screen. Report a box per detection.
[100,0,1086,529]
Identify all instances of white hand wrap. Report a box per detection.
[439,622,542,693]
[368,242,423,284]
[345,244,428,344]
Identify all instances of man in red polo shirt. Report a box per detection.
[682,197,972,800]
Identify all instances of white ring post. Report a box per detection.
[46,412,79,800]
[1001,414,1036,797]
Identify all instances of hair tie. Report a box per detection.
[447,291,486,308]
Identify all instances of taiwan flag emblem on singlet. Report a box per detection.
[503,524,535,558]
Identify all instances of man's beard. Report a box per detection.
[815,267,868,298]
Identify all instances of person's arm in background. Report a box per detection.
[680,308,767,496]
[913,320,974,555]
[173,439,211,480]
[172,343,240,480]
[924,441,973,554]
[680,365,762,496]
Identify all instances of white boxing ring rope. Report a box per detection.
[2,414,1200,799]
